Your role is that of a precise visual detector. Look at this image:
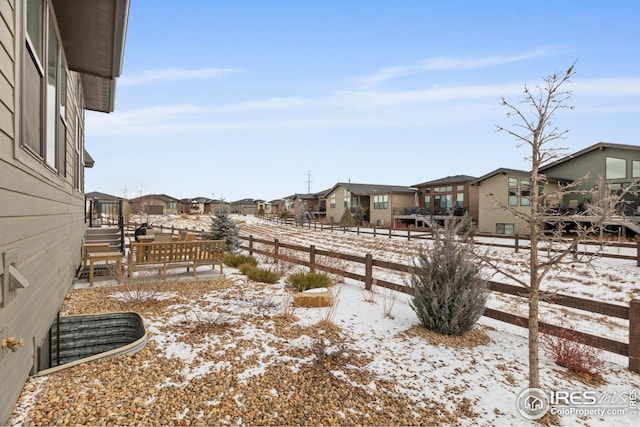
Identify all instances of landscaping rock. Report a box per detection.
[293,287,333,307]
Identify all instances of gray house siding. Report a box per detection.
[542,144,640,207]
[0,0,127,422]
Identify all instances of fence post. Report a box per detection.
[373,226,377,238]
[407,229,411,241]
[389,228,392,239]
[630,299,640,373]
[357,226,360,236]
[637,242,640,267]
[514,234,519,253]
[273,238,279,263]
[249,235,254,256]
[365,253,373,290]
[310,245,316,272]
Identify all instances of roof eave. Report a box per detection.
[52,0,130,113]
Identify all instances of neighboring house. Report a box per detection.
[129,194,179,215]
[413,175,479,220]
[540,142,640,216]
[473,143,640,236]
[291,190,328,220]
[0,1,129,423]
[324,182,417,227]
[229,198,258,215]
[255,199,267,214]
[179,197,221,215]
[268,198,284,215]
[472,168,563,235]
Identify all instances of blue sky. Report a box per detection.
[85,0,640,202]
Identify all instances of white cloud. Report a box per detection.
[87,76,640,137]
[119,67,242,86]
[572,78,640,96]
[355,46,565,89]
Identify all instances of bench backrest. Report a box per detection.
[129,240,225,265]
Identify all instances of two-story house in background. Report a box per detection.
[324,182,417,227]
[472,142,640,236]
[413,175,479,220]
[0,1,129,423]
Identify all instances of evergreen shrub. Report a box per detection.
[208,208,240,252]
[409,228,488,336]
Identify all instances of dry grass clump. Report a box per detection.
[239,264,280,283]
[285,271,332,292]
[223,253,258,268]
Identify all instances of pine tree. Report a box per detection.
[209,208,239,252]
[339,209,355,226]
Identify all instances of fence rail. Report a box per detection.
[240,233,638,372]
[123,219,638,372]
[258,215,640,266]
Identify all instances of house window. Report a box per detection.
[330,193,336,208]
[508,177,518,206]
[434,186,453,193]
[520,180,530,206]
[344,189,351,208]
[73,114,83,190]
[457,185,464,191]
[633,161,640,178]
[508,177,530,206]
[424,196,430,211]
[23,0,44,156]
[434,194,452,211]
[167,201,177,210]
[373,194,388,209]
[496,223,514,235]
[22,0,68,175]
[606,157,626,180]
[456,193,464,206]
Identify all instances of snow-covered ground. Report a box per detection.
[110,213,639,426]
[10,213,638,425]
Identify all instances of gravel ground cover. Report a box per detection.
[8,277,478,426]
[7,215,640,426]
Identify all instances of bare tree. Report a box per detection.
[484,64,637,389]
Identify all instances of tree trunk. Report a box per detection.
[528,276,540,388]
[529,135,541,389]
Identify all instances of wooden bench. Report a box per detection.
[83,242,110,267]
[128,240,225,279]
[88,252,123,287]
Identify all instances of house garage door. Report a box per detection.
[145,205,164,214]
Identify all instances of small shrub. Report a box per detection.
[339,209,354,226]
[541,328,605,375]
[239,263,280,284]
[408,226,488,336]
[285,271,332,292]
[224,253,258,268]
